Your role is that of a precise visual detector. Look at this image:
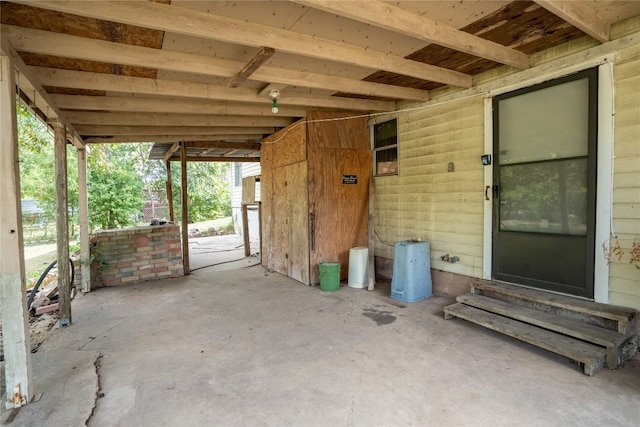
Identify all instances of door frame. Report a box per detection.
[482,58,614,303]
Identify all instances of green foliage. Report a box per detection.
[18,103,79,240]
[88,144,145,230]
[17,103,232,234]
[171,162,231,223]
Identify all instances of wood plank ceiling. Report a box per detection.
[1,1,639,162]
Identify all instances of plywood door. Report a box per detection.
[286,161,309,284]
[269,165,289,276]
[308,147,371,283]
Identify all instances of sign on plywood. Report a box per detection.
[341,174,358,185]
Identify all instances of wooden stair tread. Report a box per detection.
[444,302,606,376]
[457,294,623,348]
[472,280,636,323]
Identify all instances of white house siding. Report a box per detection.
[374,98,485,280]
[231,162,261,236]
[374,20,640,309]
[609,42,640,309]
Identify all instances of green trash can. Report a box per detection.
[319,262,341,292]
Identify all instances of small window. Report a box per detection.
[234,163,242,187]
[373,119,398,176]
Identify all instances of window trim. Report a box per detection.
[234,163,242,187]
[371,118,398,177]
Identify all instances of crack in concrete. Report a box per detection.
[84,353,103,427]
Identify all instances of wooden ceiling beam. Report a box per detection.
[3,25,427,101]
[167,156,260,163]
[83,134,264,143]
[295,0,530,69]
[63,111,294,128]
[227,47,275,88]
[162,142,180,162]
[186,141,261,151]
[17,1,471,87]
[0,34,85,148]
[32,67,396,111]
[197,147,217,157]
[534,1,610,43]
[76,125,276,136]
[53,95,308,117]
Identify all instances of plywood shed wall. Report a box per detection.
[261,112,371,285]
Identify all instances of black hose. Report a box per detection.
[28,258,76,310]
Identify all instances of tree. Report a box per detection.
[87,144,145,230]
[171,162,231,223]
[17,103,79,239]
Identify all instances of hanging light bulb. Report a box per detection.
[269,89,280,114]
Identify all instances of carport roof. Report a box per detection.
[2,0,640,159]
[148,140,261,162]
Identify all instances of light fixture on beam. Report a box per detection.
[269,89,280,114]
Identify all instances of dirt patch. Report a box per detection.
[0,312,59,361]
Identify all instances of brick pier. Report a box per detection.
[90,225,183,287]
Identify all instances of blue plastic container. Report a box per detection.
[391,241,432,302]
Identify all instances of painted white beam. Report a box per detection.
[0,53,33,409]
[18,1,471,87]
[296,0,530,69]
[534,0,610,43]
[32,68,396,112]
[4,24,429,102]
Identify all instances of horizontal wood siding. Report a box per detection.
[231,162,262,209]
[375,97,484,279]
[609,43,640,310]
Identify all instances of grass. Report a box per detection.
[24,250,58,287]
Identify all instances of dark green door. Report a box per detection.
[492,69,598,298]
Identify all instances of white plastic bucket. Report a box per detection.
[348,247,368,289]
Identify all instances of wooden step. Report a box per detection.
[444,302,607,376]
[457,293,626,368]
[472,280,637,334]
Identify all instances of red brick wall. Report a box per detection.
[90,225,183,287]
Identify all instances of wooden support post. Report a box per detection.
[258,202,262,263]
[242,204,250,257]
[368,176,375,290]
[0,52,33,408]
[53,122,71,326]
[77,147,91,293]
[180,143,190,274]
[241,202,261,258]
[165,160,174,222]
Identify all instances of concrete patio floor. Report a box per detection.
[6,236,640,426]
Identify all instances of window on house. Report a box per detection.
[234,163,242,187]
[373,119,398,176]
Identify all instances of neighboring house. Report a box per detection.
[21,198,45,216]
[230,162,261,240]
